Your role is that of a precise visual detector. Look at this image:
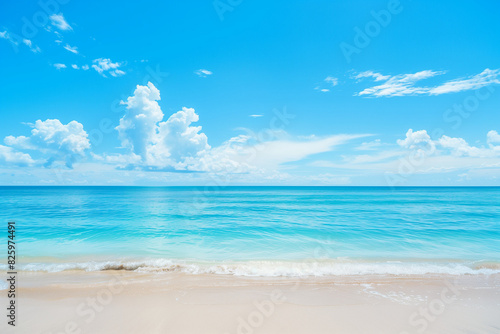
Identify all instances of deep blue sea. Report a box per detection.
[1,186,499,276]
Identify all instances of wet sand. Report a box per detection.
[1,271,499,334]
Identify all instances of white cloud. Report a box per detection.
[355,69,500,97]
[115,82,210,169]
[249,114,263,118]
[195,69,213,77]
[22,39,41,53]
[343,151,404,164]
[116,82,164,159]
[92,58,125,77]
[81,65,89,70]
[354,71,390,82]
[315,76,338,92]
[155,107,210,161]
[0,145,34,166]
[0,30,18,46]
[2,32,41,53]
[355,139,381,150]
[487,130,500,146]
[53,63,67,70]
[110,69,125,77]
[49,14,72,31]
[324,76,338,86]
[437,135,497,157]
[63,43,78,54]
[223,134,367,168]
[357,70,444,97]
[108,82,366,173]
[397,129,436,152]
[429,69,500,95]
[71,64,79,69]
[4,119,90,168]
[335,129,500,175]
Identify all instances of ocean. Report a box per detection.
[1,186,499,276]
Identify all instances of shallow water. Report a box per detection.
[1,186,499,276]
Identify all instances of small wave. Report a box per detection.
[2,259,500,277]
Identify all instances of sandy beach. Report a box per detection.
[2,271,499,334]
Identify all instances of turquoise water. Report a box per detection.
[1,186,499,276]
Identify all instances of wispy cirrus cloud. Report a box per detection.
[355,68,500,97]
[314,76,339,92]
[22,39,41,53]
[1,32,41,53]
[63,43,78,54]
[195,69,213,77]
[428,68,500,95]
[356,70,445,97]
[324,76,338,86]
[49,14,72,31]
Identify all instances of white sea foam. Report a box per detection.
[1,259,499,277]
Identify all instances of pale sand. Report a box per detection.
[1,271,500,334]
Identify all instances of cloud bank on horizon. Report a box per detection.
[1,81,500,186]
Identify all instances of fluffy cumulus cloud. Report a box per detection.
[155,107,210,161]
[116,82,164,160]
[4,119,90,168]
[0,145,34,166]
[397,129,436,152]
[355,68,500,97]
[486,130,500,146]
[92,58,125,77]
[108,82,363,173]
[114,82,209,169]
[395,128,500,159]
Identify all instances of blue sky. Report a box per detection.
[1,0,500,185]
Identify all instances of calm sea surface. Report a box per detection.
[1,186,499,276]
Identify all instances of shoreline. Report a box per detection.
[4,257,500,277]
[2,271,499,333]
